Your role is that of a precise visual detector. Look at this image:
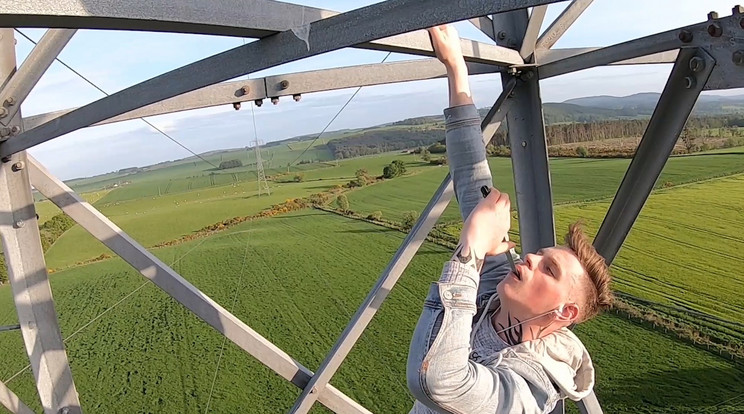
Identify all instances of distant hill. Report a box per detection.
[564,92,744,116]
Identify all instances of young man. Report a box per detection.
[406,25,614,414]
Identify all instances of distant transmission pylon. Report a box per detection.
[250,102,271,197]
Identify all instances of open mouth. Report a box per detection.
[512,267,522,281]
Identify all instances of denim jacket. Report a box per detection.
[406,105,595,414]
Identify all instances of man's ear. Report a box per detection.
[556,303,580,323]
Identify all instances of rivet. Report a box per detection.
[10,125,20,135]
[240,86,250,96]
[232,102,241,111]
[443,291,453,299]
[58,407,70,414]
[279,80,290,90]
[254,99,263,107]
[521,141,527,148]
[708,11,719,20]
[11,161,24,171]
[688,56,705,73]
[293,94,302,102]
[271,97,279,105]
[497,31,507,40]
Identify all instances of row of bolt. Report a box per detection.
[678,6,744,67]
[232,81,301,110]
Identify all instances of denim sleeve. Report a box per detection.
[444,104,520,301]
[406,261,548,414]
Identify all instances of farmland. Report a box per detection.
[2,211,744,413]
[2,143,744,413]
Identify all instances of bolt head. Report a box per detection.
[5,97,15,106]
[678,29,693,43]
[279,80,290,90]
[59,407,70,414]
[708,23,723,37]
[11,161,24,172]
[684,76,697,89]
[0,107,7,118]
[232,102,241,111]
[497,31,507,40]
[10,125,20,135]
[733,50,744,66]
[254,99,263,107]
[521,141,527,148]
[689,56,706,73]
[293,94,301,102]
[240,86,250,96]
[734,5,744,14]
[14,220,24,228]
[271,97,279,105]
[708,11,719,20]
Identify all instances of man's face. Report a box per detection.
[497,246,585,320]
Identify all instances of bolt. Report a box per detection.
[0,107,7,118]
[11,161,24,172]
[708,23,723,37]
[271,97,279,105]
[279,80,290,90]
[58,407,70,414]
[240,86,250,96]
[0,127,10,138]
[254,99,263,107]
[734,5,744,14]
[232,102,241,111]
[678,29,693,43]
[733,50,744,66]
[497,31,507,40]
[684,76,697,89]
[10,125,20,135]
[708,11,719,20]
[689,56,706,72]
[521,141,527,148]
[293,94,301,102]
[14,220,24,228]
[4,97,15,106]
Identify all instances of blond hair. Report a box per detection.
[564,222,614,322]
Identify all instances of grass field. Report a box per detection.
[2,211,743,413]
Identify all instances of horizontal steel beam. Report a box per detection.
[1,0,564,157]
[0,380,34,414]
[536,48,678,65]
[593,48,714,264]
[1,0,522,67]
[26,154,370,414]
[0,29,75,127]
[535,0,593,50]
[23,59,500,130]
[538,12,742,80]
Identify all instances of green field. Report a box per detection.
[3,146,744,413]
[2,211,743,413]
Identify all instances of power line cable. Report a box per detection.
[14,29,220,169]
[289,51,392,168]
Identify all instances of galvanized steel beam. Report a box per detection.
[26,155,370,414]
[0,29,75,127]
[288,80,516,414]
[537,48,678,65]
[535,0,593,50]
[593,48,714,264]
[1,0,565,158]
[24,59,500,131]
[520,5,548,59]
[0,28,82,414]
[0,0,523,67]
[469,15,496,41]
[539,11,743,84]
[0,379,35,414]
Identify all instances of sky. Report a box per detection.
[10,0,743,180]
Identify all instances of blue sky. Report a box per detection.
[12,0,742,179]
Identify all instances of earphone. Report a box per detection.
[554,304,565,317]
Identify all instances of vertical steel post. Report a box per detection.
[593,48,714,264]
[0,29,82,414]
[288,82,515,414]
[492,9,555,255]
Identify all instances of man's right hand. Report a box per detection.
[459,188,514,259]
[428,25,466,72]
